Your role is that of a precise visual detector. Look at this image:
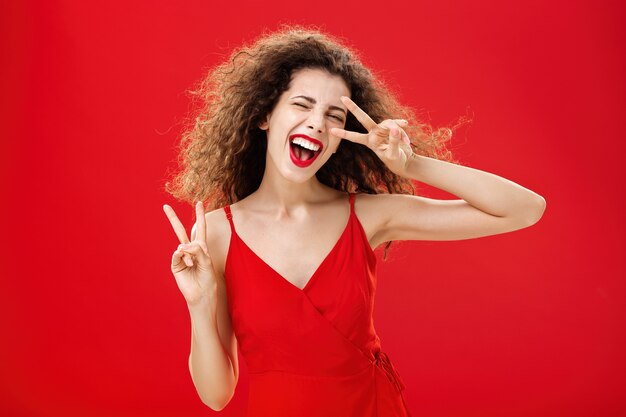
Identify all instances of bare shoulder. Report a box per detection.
[204,207,232,277]
[352,192,396,250]
[352,192,437,247]
[190,206,232,277]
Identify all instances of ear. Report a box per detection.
[259,114,270,131]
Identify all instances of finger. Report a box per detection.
[380,120,410,144]
[176,245,196,267]
[340,96,378,131]
[330,127,368,145]
[179,242,211,260]
[172,249,192,270]
[390,126,402,147]
[163,205,190,244]
[372,124,391,139]
[194,201,207,245]
[401,129,411,145]
[176,243,194,263]
[179,242,213,269]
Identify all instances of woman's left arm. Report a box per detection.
[380,153,546,240]
[369,154,546,243]
[332,96,546,242]
[404,153,546,221]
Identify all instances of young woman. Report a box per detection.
[163,26,546,416]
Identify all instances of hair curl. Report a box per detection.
[164,24,467,258]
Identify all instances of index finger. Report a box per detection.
[163,204,190,244]
[194,201,206,244]
[340,96,378,131]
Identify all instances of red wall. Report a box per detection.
[1,1,624,416]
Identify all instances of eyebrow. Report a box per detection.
[290,95,347,115]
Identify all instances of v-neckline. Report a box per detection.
[228,194,353,292]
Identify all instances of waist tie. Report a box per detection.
[373,350,406,392]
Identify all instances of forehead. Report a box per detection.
[286,68,350,99]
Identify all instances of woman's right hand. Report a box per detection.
[163,201,217,307]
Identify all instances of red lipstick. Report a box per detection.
[288,134,324,168]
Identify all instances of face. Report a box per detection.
[259,67,350,182]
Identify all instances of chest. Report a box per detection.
[233,215,351,289]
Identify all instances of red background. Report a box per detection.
[1,1,625,416]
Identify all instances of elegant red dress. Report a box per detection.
[223,192,412,417]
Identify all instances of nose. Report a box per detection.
[306,110,324,134]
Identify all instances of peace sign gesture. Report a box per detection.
[163,202,217,307]
[330,96,413,176]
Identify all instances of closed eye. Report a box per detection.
[293,103,344,122]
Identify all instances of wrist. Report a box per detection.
[400,152,419,179]
[187,295,216,315]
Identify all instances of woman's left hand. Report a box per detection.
[330,95,413,176]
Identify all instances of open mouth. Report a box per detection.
[289,135,323,167]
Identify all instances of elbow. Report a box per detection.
[508,195,546,229]
[202,393,232,412]
[523,195,547,226]
[205,401,226,412]
[531,195,547,223]
[197,376,236,412]
[189,357,237,412]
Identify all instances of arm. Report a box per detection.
[188,300,236,411]
[187,222,238,411]
[373,154,546,243]
[330,95,546,243]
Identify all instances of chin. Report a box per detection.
[282,168,319,183]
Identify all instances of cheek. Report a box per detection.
[285,108,305,123]
[329,139,343,154]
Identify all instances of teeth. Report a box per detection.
[291,137,320,152]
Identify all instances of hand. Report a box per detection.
[330,96,413,176]
[163,202,217,307]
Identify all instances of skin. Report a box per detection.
[162,67,546,409]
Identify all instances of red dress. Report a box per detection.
[223,192,412,417]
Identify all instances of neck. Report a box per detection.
[253,160,329,213]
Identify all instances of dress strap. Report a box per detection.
[223,205,235,233]
[348,192,355,213]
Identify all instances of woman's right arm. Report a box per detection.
[187,293,237,411]
[163,203,238,411]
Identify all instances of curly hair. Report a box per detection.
[164,24,466,258]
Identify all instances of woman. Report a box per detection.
[163,26,546,416]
